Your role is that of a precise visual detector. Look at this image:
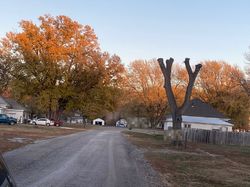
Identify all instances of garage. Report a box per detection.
[93,118,105,126]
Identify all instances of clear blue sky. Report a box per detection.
[0,0,250,68]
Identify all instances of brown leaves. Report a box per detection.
[126,59,167,127]
[1,15,125,118]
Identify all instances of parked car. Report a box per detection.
[0,154,16,187]
[0,114,17,125]
[32,118,54,126]
[115,119,128,128]
[51,119,64,127]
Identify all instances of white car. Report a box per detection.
[32,118,54,126]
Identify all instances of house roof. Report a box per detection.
[93,118,105,122]
[0,96,27,111]
[166,115,233,126]
[0,96,10,107]
[183,99,226,118]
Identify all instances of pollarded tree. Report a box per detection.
[158,58,202,144]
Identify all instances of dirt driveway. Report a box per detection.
[3,128,162,187]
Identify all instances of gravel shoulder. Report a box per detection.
[3,128,163,187]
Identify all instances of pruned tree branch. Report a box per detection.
[158,58,167,79]
[158,57,177,110]
[180,60,202,112]
[184,58,192,75]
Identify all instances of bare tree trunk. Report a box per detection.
[48,97,52,119]
[172,111,182,129]
[158,58,202,146]
[171,112,183,146]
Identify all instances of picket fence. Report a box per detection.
[182,128,250,146]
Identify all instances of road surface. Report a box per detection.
[3,128,162,187]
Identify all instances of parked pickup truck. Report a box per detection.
[0,114,17,125]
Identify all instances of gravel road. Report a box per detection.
[3,128,163,187]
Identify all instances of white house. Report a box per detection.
[93,118,105,126]
[0,96,29,123]
[164,99,233,132]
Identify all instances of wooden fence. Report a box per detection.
[182,128,250,146]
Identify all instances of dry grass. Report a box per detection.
[0,124,90,153]
[123,131,250,187]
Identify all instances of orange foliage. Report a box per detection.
[195,61,244,101]
[126,59,168,126]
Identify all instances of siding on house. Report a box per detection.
[164,118,233,132]
[0,96,29,123]
[5,109,29,122]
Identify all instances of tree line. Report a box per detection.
[0,15,249,129]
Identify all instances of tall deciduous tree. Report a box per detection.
[126,59,168,128]
[158,58,202,144]
[194,61,249,130]
[1,15,125,119]
[0,38,17,94]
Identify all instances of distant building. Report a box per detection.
[105,111,120,126]
[127,117,151,128]
[164,99,233,132]
[93,118,105,126]
[66,112,84,124]
[0,96,30,123]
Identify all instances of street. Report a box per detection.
[3,128,162,187]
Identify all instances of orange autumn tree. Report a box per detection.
[173,60,250,129]
[126,59,168,128]
[0,37,18,94]
[2,15,125,119]
[194,61,250,129]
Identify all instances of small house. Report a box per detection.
[0,96,30,123]
[164,99,233,132]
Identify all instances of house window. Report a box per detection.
[184,124,191,128]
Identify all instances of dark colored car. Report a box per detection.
[0,114,17,125]
[51,119,64,127]
[0,154,16,187]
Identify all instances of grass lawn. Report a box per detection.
[0,124,94,153]
[123,131,250,187]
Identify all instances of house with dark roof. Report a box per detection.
[0,96,30,123]
[164,99,233,132]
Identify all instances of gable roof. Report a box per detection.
[0,96,10,107]
[181,116,232,126]
[0,96,27,111]
[4,98,27,110]
[183,99,226,118]
[93,118,104,121]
